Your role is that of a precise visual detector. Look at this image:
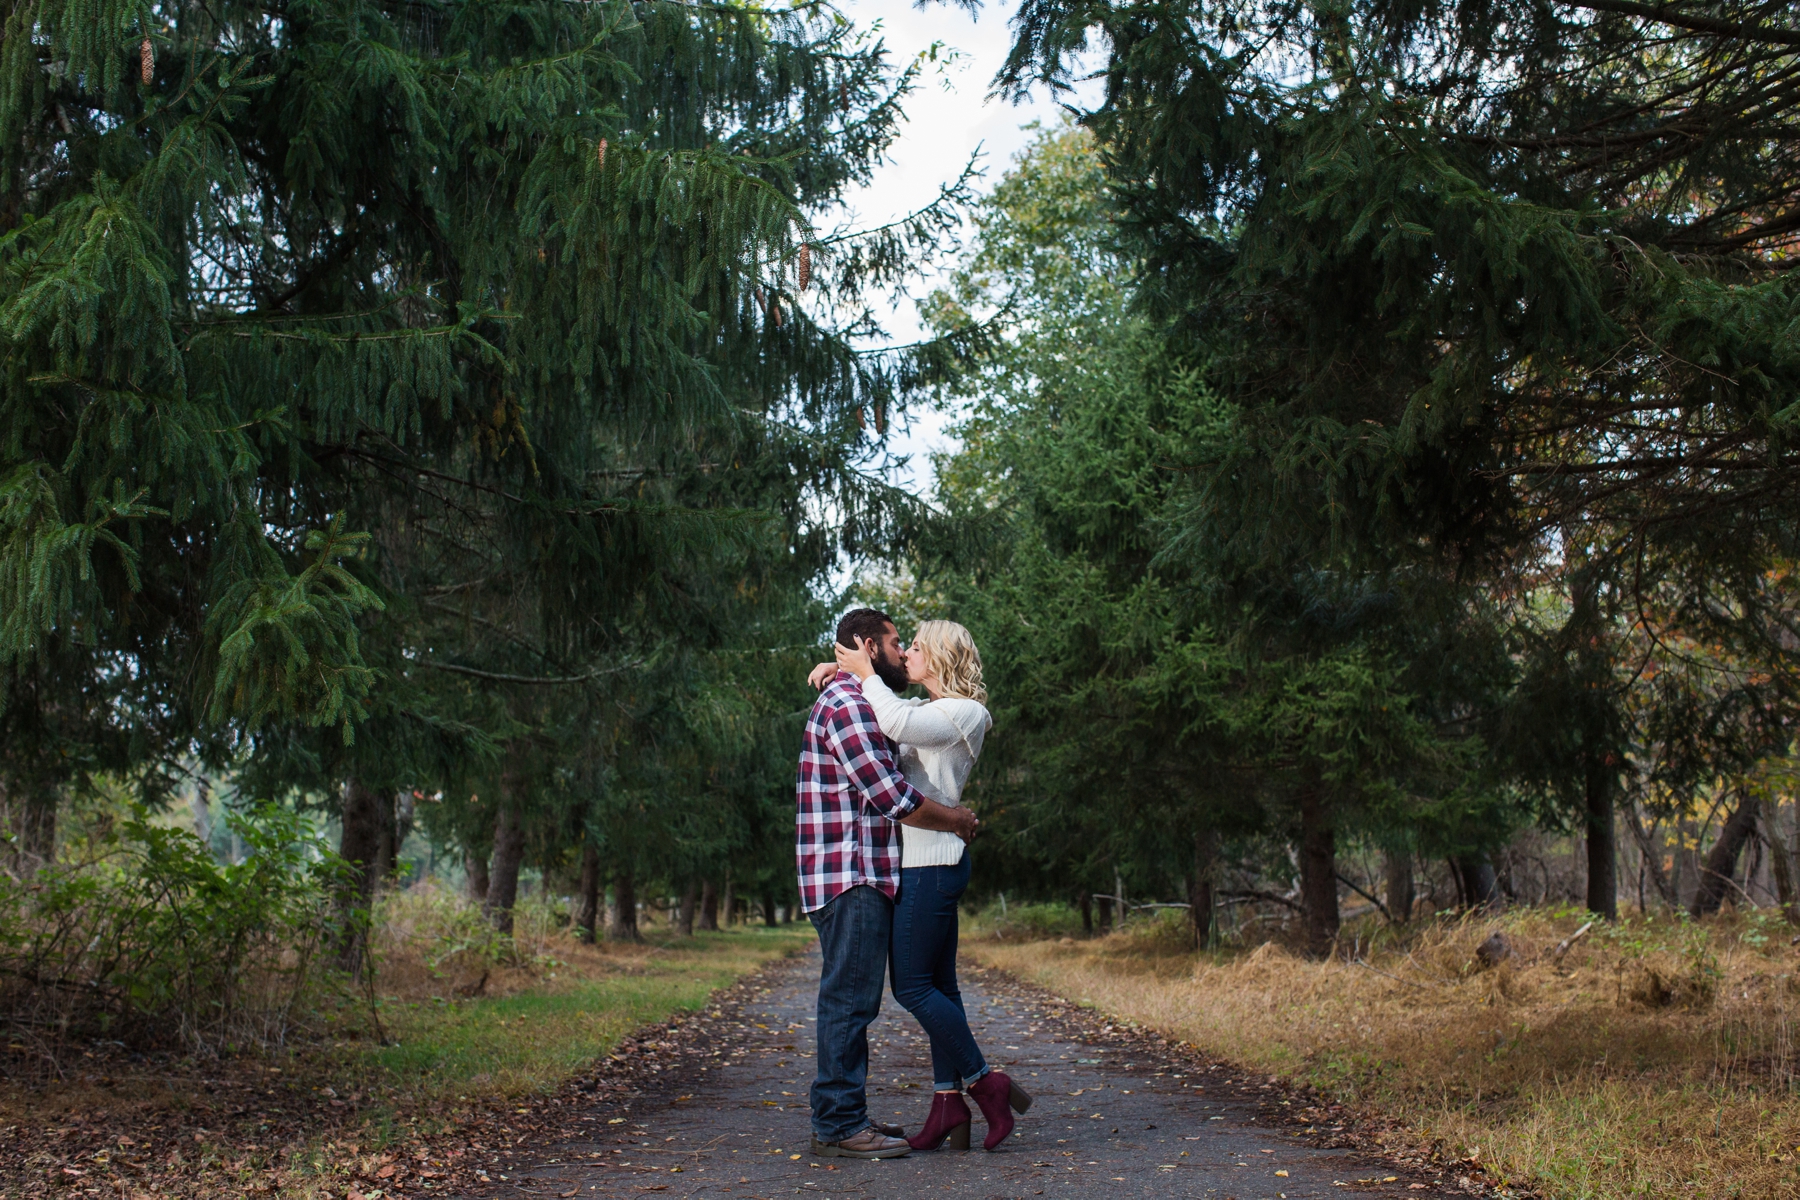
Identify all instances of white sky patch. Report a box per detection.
[835,0,1103,498]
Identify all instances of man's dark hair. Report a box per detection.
[836,608,895,650]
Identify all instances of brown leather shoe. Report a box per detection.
[873,1120,907,1139]
[811,1126,912,1159]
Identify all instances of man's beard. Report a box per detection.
[872,651,910,693]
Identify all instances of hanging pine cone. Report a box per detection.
[596,138,607,171]
[798,243,812,292]
[141,37,153,84]
[873,399,887,436]
[853,405,865,430]
[770,297,782,327]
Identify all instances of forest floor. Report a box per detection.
[0,923,814,1199]
[967,904,1800,1200]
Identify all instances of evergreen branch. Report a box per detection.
[1335,872,1395,922]
[417,660,641,686]
[1574,0,1800,46]
[336,448,774,523]
[210,325,498,343]
[813,155,983,248]
[1498,451,1768,477]
[422,597,576,669]
[1217,888,1306,911]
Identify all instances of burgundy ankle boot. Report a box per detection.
[966,1070,1031,1150]
[907,1091,971,1151]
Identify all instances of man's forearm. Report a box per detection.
[902,798,971,832]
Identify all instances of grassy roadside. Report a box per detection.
[359,922,815,1104]
[964,906,1800,1199]
[2,896,814,1199]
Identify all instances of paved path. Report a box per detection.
[509,947,1471,1200]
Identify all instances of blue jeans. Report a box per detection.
[890,855,987,1091]
[808,884,893,1141]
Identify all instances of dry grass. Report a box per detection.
[966,905,1800,1199]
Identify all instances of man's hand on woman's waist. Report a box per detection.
[902,798,979,844]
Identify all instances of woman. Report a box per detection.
[808,621,1031,1151]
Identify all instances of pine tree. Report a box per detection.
[1,0,970,912]
[995,0,1800,919]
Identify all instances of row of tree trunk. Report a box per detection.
[1176,782,1795,962]
[315,770,1800,977]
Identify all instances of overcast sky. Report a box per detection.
[830,0,1101,496]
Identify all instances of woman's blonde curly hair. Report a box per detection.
[914,620,987,705]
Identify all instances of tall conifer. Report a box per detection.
[1,0,969,894]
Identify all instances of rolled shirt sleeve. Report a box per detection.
[825,700,923,822]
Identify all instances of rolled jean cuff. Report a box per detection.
[935,1065,988,1092]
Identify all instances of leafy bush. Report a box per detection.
[371,880,568,998]
[0,805,339,1058]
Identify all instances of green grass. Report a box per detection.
[355,925,815,1101]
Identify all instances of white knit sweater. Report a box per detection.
[858,675,992,868]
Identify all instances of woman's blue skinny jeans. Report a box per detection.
[890,854,988,1091]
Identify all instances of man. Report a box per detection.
[797,608,980,1159]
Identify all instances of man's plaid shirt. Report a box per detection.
[795,672,924,913]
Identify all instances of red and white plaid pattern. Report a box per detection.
[796,672,924,913]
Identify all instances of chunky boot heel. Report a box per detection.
[908,1091,973,1152]
[1008,1079,1032,1114]
[967,1071,1020,1151]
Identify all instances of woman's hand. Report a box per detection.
[807,662,837,690]
[835,638,876,681]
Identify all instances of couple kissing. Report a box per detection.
[793,607,1031,1160]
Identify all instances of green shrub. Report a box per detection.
[0,804,339,1057]
[373,878,566,981]
[968,900,1088,941]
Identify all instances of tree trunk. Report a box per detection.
[1456,853,1501,910]
[761,892,777,927]
[3,772,59,877]
[1763,802,1799,925]
[1078,892,1093,935]
[1095,893,1113,931]
[721,871,735,929]
[371,788,399,895]
[1188,830,1217,948]
[1585,760,1618,920]
[575,840,601,944]
[1624,802,1678,910]
[608,867,641,941]
[486,802,527,935]
[334,778,388,971]
[466,847,491,904]
[1298,780,1339,957]
[699,879,720,931]
[677,880,697,936]
[1693,793,1759,918]
[1383,850,1415,924]
[381,790,415,884]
